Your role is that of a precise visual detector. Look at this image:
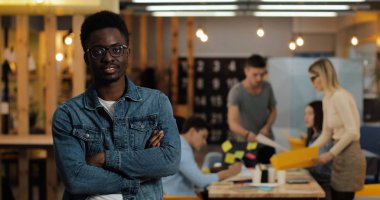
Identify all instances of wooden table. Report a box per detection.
[208,169,325,200]
[0,135,58,200]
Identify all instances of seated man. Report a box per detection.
[162,116,241,196]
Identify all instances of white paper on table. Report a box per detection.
[256,134,289,152]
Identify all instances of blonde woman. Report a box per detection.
[308,58,366,200]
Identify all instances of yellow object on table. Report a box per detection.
[270,146,319,170]
[288,137,306,150]
[355,184,380,197]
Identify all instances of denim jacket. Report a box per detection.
[52,77,181,200]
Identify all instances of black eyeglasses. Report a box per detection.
[310,75,319,82]
[86,44,128,59]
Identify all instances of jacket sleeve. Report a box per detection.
[53,105,139,195]
[104,93,181,178]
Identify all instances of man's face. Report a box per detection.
[244,66,267,88]
[190,128,208,151]
[84,27,129,84]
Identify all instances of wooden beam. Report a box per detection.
[139,15,147,71]
[15,15,29,136]
[170,17,179,110]
[156,17,164,91]
[44,14,57,136]
[123,13,133,75]
[186,17,194,115]
[72,15,85,97]
[18,150,29,200]
[47,148,58,200]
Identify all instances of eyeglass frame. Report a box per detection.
[85,44,128,59]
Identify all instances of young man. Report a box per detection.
[52,11,180,200]
[162,116,241,196]
[227,54,277,164]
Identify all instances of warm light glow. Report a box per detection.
[64,36,73,45]
[56,53,64,62]
[147,5,238,11]
[257,27,265,37]
[134,0,237,2]
[258,5,350,10]
[200,34,208,42]
[261,0,364,2]
[196,28,205,38]
[34,0,45,4]
[253,11,337,17]
[376,37,380,47]
[289,41,296,51]
[351,36,358,46]
[152,11,236,17]
[296,36,304,46]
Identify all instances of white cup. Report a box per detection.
[252,168,262,184]
[268,168,276,183]
[277,170,287,184]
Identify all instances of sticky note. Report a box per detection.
[247,142,258,150]
[270,146,319,170]
[234,151,245,159]
[222,140,233,152]
[245,152,256,160]
[224,153,235,164]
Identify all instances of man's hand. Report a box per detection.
[146,130,164,148]
[259,126,270,137]
[246,132,257,142]
[228,162,242,176]
[86,152,105,168]
[312,152,334,165]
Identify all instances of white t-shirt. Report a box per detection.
[86,98,122,200]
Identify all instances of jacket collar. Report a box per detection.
[84,77,142,110]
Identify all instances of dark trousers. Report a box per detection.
[2,177,15,200]
[331,187,355,200]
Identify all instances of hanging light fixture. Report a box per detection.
[257,27,265,37]
[200,33,209,42]
[296,35,304,46]
[351,35,358,46]
[289,41,296,51]
[196,28,204,38]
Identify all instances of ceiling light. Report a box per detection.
[152,11,236,17]
[289,41,296,51]
[261,0,364,2]
[134,0,237,2]
[257,27,265,37]
[258,5,350,10]
[351,35,358,46]
[196,28,205,38]
[147,5,238,11]
[55,53,64,62]
[253,11,337,17]
[200,34,209,42]
[296,36,304,46]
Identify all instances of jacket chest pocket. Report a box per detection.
[73,127,103,156]
[129,114,158,150]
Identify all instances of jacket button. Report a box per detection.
[85,134,90,138]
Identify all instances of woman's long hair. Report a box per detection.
[306,101,323,146]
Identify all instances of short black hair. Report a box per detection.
[246,54,266,68]
[80,10,129,50]
[181,116,210,134]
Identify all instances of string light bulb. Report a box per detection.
[200,34,208,42]
[196,28,204,38]
[296,36,304,46]
[351,35,358,46]
[256,27,265,37]
[289,41,296,51]
[55,53,64,62]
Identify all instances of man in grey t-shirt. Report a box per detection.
[227,54,277,165]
